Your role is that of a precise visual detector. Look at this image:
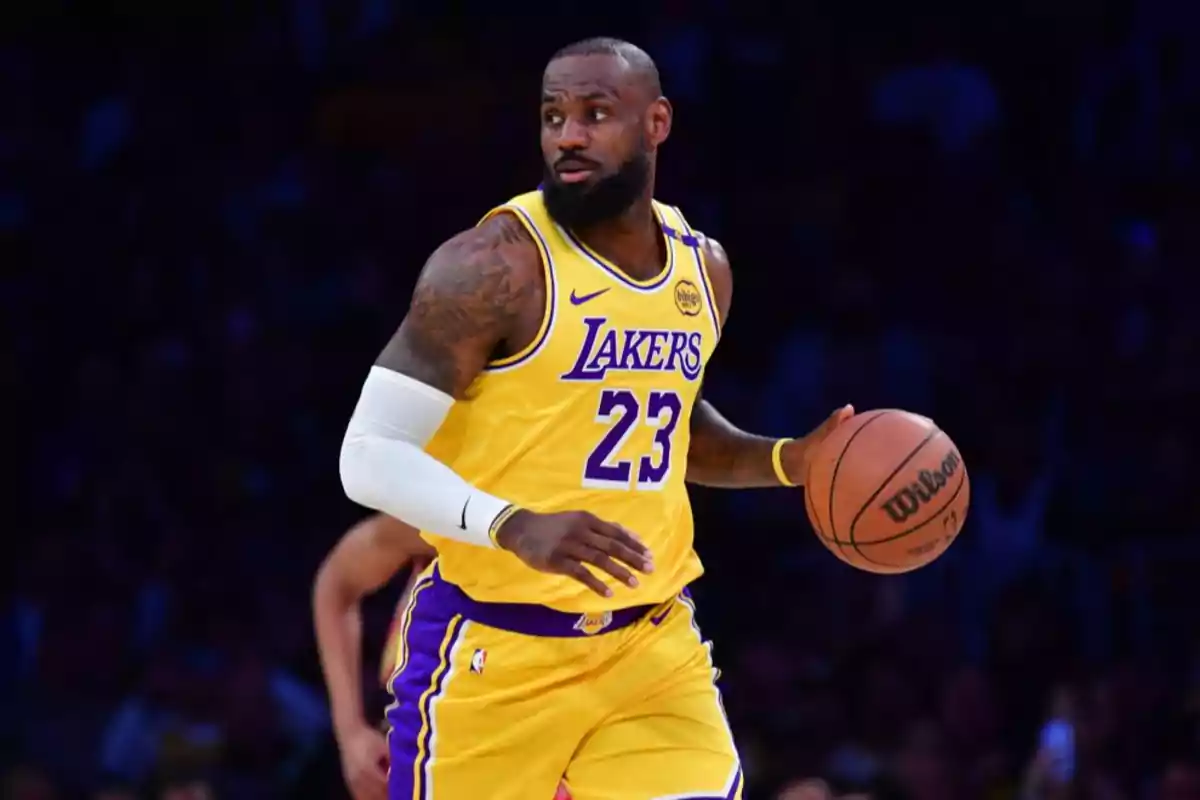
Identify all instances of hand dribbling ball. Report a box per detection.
[804,409,969,573]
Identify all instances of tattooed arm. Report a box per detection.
[340,213,651,594]
[377,212,540,395]
[338,213,543,545]
[685,236,852,488]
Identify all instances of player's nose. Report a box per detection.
[555,117,591,149]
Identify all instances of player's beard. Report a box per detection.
[542,149,650,230]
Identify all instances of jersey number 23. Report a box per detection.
[583,389,683,491]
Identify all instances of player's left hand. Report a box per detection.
[780,405,855,484]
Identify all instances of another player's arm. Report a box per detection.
[312,514,435,737]
[338,214,651,596]
[685,236,852,488]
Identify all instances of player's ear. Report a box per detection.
[646,97,672,147]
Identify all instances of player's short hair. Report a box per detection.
[548,37,662,96]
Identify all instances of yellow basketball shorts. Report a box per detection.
[385,564,743,800]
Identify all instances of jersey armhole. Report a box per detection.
[667,205,723,340]
[476,206,558,371]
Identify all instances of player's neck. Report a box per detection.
[572,194,664,282]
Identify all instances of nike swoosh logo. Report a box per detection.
[570,288,610,306]
[459,497,470,530]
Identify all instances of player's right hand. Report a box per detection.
[494,509,654,596]
[337,723,389,800]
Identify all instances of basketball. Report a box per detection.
[804,410,969,574]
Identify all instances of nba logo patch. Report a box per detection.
[470,649,486,675]
[573,611,613,636]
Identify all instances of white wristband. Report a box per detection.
[339,366,515,548]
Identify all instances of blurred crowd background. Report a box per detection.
[6,0,1200,798]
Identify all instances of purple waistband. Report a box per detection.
[415,564,661,638]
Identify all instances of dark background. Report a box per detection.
[6,0,1200,798]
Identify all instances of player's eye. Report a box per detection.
[587,108,610,122]
[543,111,564,126]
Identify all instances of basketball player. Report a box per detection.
[314,515,573,800]
[338,37,853,799]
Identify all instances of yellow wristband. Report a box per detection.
[771,438,797,487]
[487,504,522,547]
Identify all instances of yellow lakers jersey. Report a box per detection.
[423,191,722,612]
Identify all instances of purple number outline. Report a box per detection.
[582,389,683,490]
[637,390,683,488]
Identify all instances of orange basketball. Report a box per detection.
[804,409,969,574]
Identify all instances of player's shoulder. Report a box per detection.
[432,211,540,273]
[668,212,730,274]
[418,210,543,296]
[683,227,731,318]
[691,230,730,275]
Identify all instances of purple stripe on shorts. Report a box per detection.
[387,565,669,797]
[420,564,657,637]
[387,595,466,800]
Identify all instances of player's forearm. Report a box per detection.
[685,400,793,488]
[340,367,517,546]
[312,574,370,736]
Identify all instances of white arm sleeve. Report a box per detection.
[339,366,514,548]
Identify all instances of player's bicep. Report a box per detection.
[376,214,538,398]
